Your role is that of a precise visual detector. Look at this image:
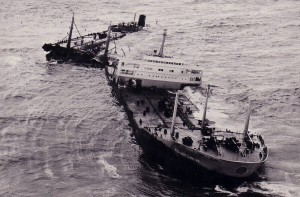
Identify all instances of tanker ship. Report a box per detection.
[105,30,268,178]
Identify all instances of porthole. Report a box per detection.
[236,167,248,175]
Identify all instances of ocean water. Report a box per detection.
[0,0,299,196]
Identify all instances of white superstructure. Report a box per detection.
[114,30,203,90]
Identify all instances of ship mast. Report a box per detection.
[67,13,74,50]
[104,23,112,58]
[171,91,180,136]
[158,29,167,57]
[201,85,210,131]
[243,103,251,139]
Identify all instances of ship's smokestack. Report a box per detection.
[138,14,146,27]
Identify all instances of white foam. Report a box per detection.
[236,182,299,197]
[98,155,121,179]
[215,185,238,196]
[185,87,244,132]
[44,163,54,178]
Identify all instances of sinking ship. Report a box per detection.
[42,14,146,65]
[105,30,268,178]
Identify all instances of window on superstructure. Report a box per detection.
[158,69,163,71]
[169,70,174,73]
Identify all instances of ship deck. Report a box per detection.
[122,88,266,164]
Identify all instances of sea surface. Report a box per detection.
[0,0,300,196]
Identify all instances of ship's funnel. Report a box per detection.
[138,14,146,27]
[201,85,210,130]
[243,103,251,139]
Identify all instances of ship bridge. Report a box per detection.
[115,57,203,89]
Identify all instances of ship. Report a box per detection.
[105,30,268,178]
[111,14,146,33]
[42,13,146,66]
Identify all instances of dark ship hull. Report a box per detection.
[43,43,97,64]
